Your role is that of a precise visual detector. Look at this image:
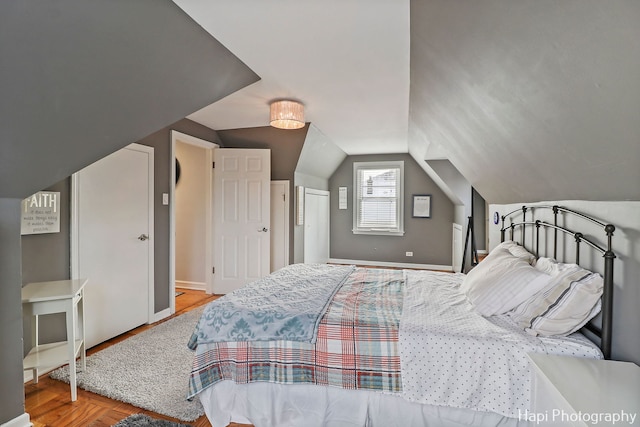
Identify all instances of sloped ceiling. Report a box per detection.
[296,125,347,181]
[172,0,410,155]
[0,0,259,199]
[409,0,640,203]
[174,0,639,204]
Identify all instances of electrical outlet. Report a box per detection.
[406,251,413,257]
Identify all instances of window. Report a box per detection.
[353,161,404,236]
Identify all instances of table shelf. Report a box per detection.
[23,339,84,371]
[22,279,88,401]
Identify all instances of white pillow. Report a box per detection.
[461,248,553,316]
[508,266,604,337]
[493,240,536,265]
[534,257,579,276]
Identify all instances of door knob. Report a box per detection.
[138,234,149,241]
[258,227,268,232]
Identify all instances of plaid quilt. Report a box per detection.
[188,267,404,399]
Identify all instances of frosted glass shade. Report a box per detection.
[270,100,305,129]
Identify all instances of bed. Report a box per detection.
[187,205,616,427]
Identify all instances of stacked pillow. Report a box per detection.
[461,243,604,337]
[508,257,603,337]
[460,241,551,316]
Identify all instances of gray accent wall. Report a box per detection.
[1,1,259,418]
[19,119,222,350]
[21,180,71,285]
[0,0,259,200]
[0,199,24,425]
[21,180,71,354]
[329,154,454,266]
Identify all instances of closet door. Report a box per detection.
[270,180,290,272]
[303,188,330,264]
[72,144,154,348]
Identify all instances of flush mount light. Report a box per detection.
[269,100,305,130]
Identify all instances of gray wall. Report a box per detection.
[329,154,454,266]
[0,1,258,422]
[2,1,259,416]
[217,125,309,265]
[489,200,640,366]
[0,199,24,424]
[17,119,221,364]
[21,180,71,285]
[21,180,71,353]
[0,0,259,200]
[139,119,222,312]
[409,0,640,204]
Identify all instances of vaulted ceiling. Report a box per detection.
[2,1,638,203]
[174,0,640,204]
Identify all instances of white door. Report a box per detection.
[213,148,270,294]
[270,180,290,272]
[303,188,330,264]
[72,144,154,349]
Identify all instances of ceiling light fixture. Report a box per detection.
[269,100,305,130]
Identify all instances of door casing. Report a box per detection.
[169,131,218,315]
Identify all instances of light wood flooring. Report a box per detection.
[25,288,253,427]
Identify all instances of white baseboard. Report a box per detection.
[328,258,453,272]
[1,413,31,427]
[176,280,206,291]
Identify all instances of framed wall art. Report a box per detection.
[412,194,431,218]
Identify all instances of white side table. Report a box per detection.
[22,278,88,401]
[528,353,640,426]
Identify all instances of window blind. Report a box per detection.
[353,161,403,235]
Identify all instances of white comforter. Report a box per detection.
[399,270,602,419]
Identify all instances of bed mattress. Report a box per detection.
[189,266,602,427]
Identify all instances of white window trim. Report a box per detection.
[352,160,405,236]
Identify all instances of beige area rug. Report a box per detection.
[51,307,206,421]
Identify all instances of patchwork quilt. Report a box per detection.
[188,267,404,399]
[187,263,355,347]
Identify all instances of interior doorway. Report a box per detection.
[169,131,218,315]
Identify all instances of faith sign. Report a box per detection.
[21,191,61,235]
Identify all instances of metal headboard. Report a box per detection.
[499,205,616,359]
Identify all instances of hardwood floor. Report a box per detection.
[25,288,252,427]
